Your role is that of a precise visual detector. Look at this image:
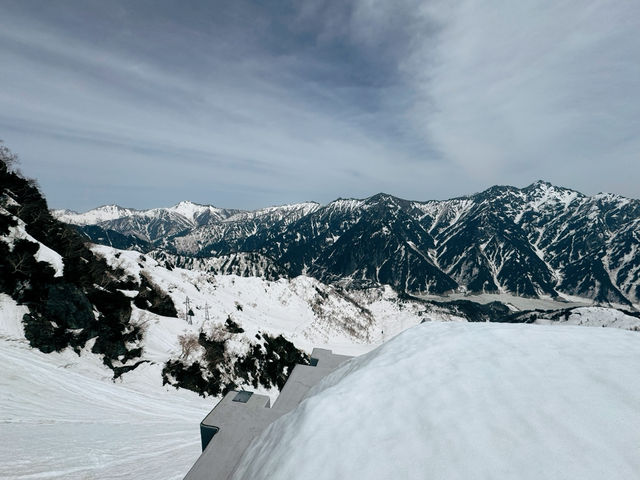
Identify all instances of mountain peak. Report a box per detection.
[366,192,400,204]
[532,179,552,187]
[53,204,136,225]
[92,204,129,211]
[524,180,580,193]
[172,200,210,208]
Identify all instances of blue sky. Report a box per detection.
[1,0,639,211]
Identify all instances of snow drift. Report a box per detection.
[232,322,640,480]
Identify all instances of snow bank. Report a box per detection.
[0,333,212,480]
[233,323,640,480]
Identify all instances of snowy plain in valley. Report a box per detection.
[232,322,640,480]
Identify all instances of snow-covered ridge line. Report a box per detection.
[53,201,241,226]
[53,200,322,226]
[54,180,639,225]
[53,204,140,225]
[52,180,640,305]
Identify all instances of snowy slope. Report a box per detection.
[0,244,432,479]
[1,221,65,277]
[535,306,640,330]
[90,245,428,355]
[0,293,212,480]
[233,322,640,480]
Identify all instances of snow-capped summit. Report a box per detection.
[52,204,138,225]
[521,180,581,209]
[166,201,240,224]
[168,200,213,219]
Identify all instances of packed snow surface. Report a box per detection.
[0,295,212,480]
[233,322,640,480]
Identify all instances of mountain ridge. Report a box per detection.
[54,181,638,231]
[53,181,640,306]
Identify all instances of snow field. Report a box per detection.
[233,322,640,480]
[93,245,429,357]
[0,294,212,480]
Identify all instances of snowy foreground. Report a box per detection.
[2,255,640,480]
[0,296,212,480]
[233,322,640,480]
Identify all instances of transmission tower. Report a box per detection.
[185,296,193,325]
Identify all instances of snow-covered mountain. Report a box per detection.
[53,201,244,244]
[57,181,640,306]
[4,149,640,480]
[53,201,241,227]
[172,201,320,255]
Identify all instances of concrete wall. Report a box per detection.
[184,348,352,480]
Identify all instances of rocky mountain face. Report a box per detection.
[1,152,309,395]
[1,152,149,374]
[55,182,640,306]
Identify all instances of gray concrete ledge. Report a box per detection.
[184,348,352,480]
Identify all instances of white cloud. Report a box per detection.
[0,11,423,209]
[1,0,639,209]
[405,0,640,193]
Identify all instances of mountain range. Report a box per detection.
[4,148,640,480]
[54,181,640,306]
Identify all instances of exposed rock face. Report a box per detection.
[57,182,640,304]
[0,151,166,371]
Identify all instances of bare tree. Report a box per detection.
[7,239,38,275]
[178,333,200,360]
[0,141,18,172]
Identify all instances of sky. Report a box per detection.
[1,0,639,211]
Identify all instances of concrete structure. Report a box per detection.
[184,348,352,480]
